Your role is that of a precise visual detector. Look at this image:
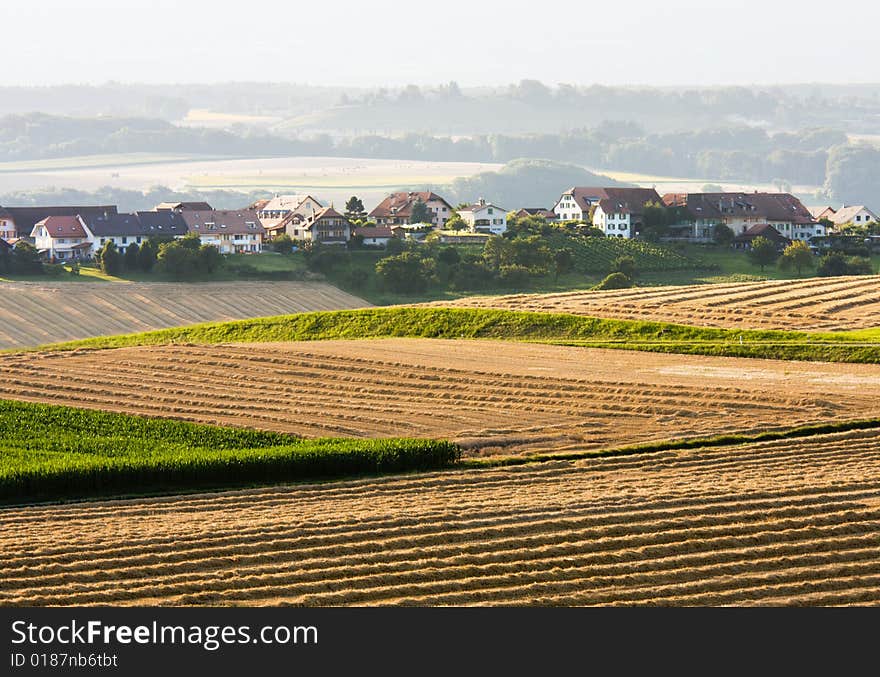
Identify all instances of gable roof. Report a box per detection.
[354,226,394,238]
[2,205,117,236]
[734,223,790,243]
[830,205,877,225]
[559,187,662,215]
[81,211,189,237]
[369,191,453,219]
[808,206,836,220]
[31,215,86,239]
[154,202,213,212]
[258,195,320,213]
[312,206,349,222]
[663,192,815,225]
[181,209,265,235]
[459,199,507,213]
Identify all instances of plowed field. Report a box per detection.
[0,281,369,350]
[3,427,879,606]
[440,276,880,331]
[3,339,879,456]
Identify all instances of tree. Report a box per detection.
[437,246,461,266]
[344,196,366,220]
[445,214,467,231]
[124,242,140,271]
[747,236,779,271]
[198,244,223,274]
[713,223,735,246]
[817,252,848,277]
[594,272,633,290]
[157,240,199,279]
[482,236,514,270]
[409,199,432,225]
[8,241,43,275]
[778,240,814,276]
[611,255,637,279]
[137,240,158,272]
[272,234,295,254]
[374,252,435,294]
[96,241,123,276]
[384,237,407,255]
[510,235,552,274]
[553,248,575,281]
[640,201,670,241]
[0,244,9,274]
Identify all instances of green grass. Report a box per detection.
[0,400,460,504]
[15,306,880,364]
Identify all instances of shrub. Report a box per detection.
[594,272,633,290]
[610,255,637,279]
[498,264,532,288]
[375,252,435,294]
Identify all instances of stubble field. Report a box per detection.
[3,339,879,456]
[0,281,369,350]
[442,275,880,331]
[3,427,879,606]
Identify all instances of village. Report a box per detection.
[1,186,876,263]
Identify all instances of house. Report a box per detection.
[552,187,662,238]
[300,206,351,245]
[354,226,394,247]
[256,195,324,240]
[154,201,214,213]
[456,198,508,235]
[369,191,454,228]
[663,192,824,242]
[829,205,878,228]
[513,208,556,220]
[808,206,836,222]
[0,205,118,241]
[0,208,15,242]
[30,216,95,261]
[181,210,265,253]
[733,223,790,250]
[84,211,188,253]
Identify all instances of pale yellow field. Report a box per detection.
[3,339,879,456]
[3,427,879,606]
[0,281,369,350]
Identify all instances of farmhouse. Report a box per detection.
[354,226,394,247]
[30,215,95,261]
[456,198,508,235]
[663,192,824,242]
[181,210,265,253]
[733,223,790,250]
[553,187,662,238]
[1,205,118,241]
[369,191,454,228]
[256,194,324,240]
[828,205,878,228]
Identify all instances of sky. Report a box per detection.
[2,0,878,87]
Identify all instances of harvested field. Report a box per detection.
[3,338,880,456]
[439,275,880,331]
[0,281,369,350]
[3,427,880,606]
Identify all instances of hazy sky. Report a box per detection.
[3,0,878,87]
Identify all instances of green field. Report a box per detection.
[17,307,880,364]
[0,399,459,504]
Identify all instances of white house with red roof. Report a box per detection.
[369,191,454,228]
[456,198,508,235]
[30,215,96,261]
[553,187,663,238]
[0,209,15,243]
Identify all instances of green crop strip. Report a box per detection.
[0,400,460,505]
[14,307,880,364]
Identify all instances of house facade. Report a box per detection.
[303,207,351,245]
[30,216,95,261]
[181,210,265,253]
[369,191,454,228]
[663,192,824,242]
[84,211,189,253]
[553,187,662,237]
[829,205,878,228]
[1,205,118,241]
[456,198,508,235]
[257,195,323,240]
[354,226,394,247]
[0,209,14,242]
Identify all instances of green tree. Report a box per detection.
[594,272,633,290]
[198,244,223,274]
[640,201,669,241]
[438,246,461,266]
[344,196,366,220]
[611,255,637,279]
[137,240,158,272]
[374,252,435,294]
[817,251,848,277]
[713,223,735,246]
[510,235,552,274]
[444,214,467,231]
[272,234,295,254]
[498,264,532,288]
[10,241,45,274]
[778,240,814,276]
[0,243,9,274]
[747,236,779,271]
[96,241,123,276]
[482,236,514,270]
[553,247,575,281]
[157,240,199,279]
[123,242,140,271]
[410,199,432,225]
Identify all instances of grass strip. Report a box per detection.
[0,400,460,505]
[12,307,880,364]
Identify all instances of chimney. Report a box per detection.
[478,197,486,206]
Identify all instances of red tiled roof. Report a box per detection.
[668,192,816,225]
[369,191,453,218]
[181,210,265,235]
[354,226,394,238]
[734,223,790,242]
[562,187,662,215]
[32,215,86,238]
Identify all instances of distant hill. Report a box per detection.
[439,159,629,210]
